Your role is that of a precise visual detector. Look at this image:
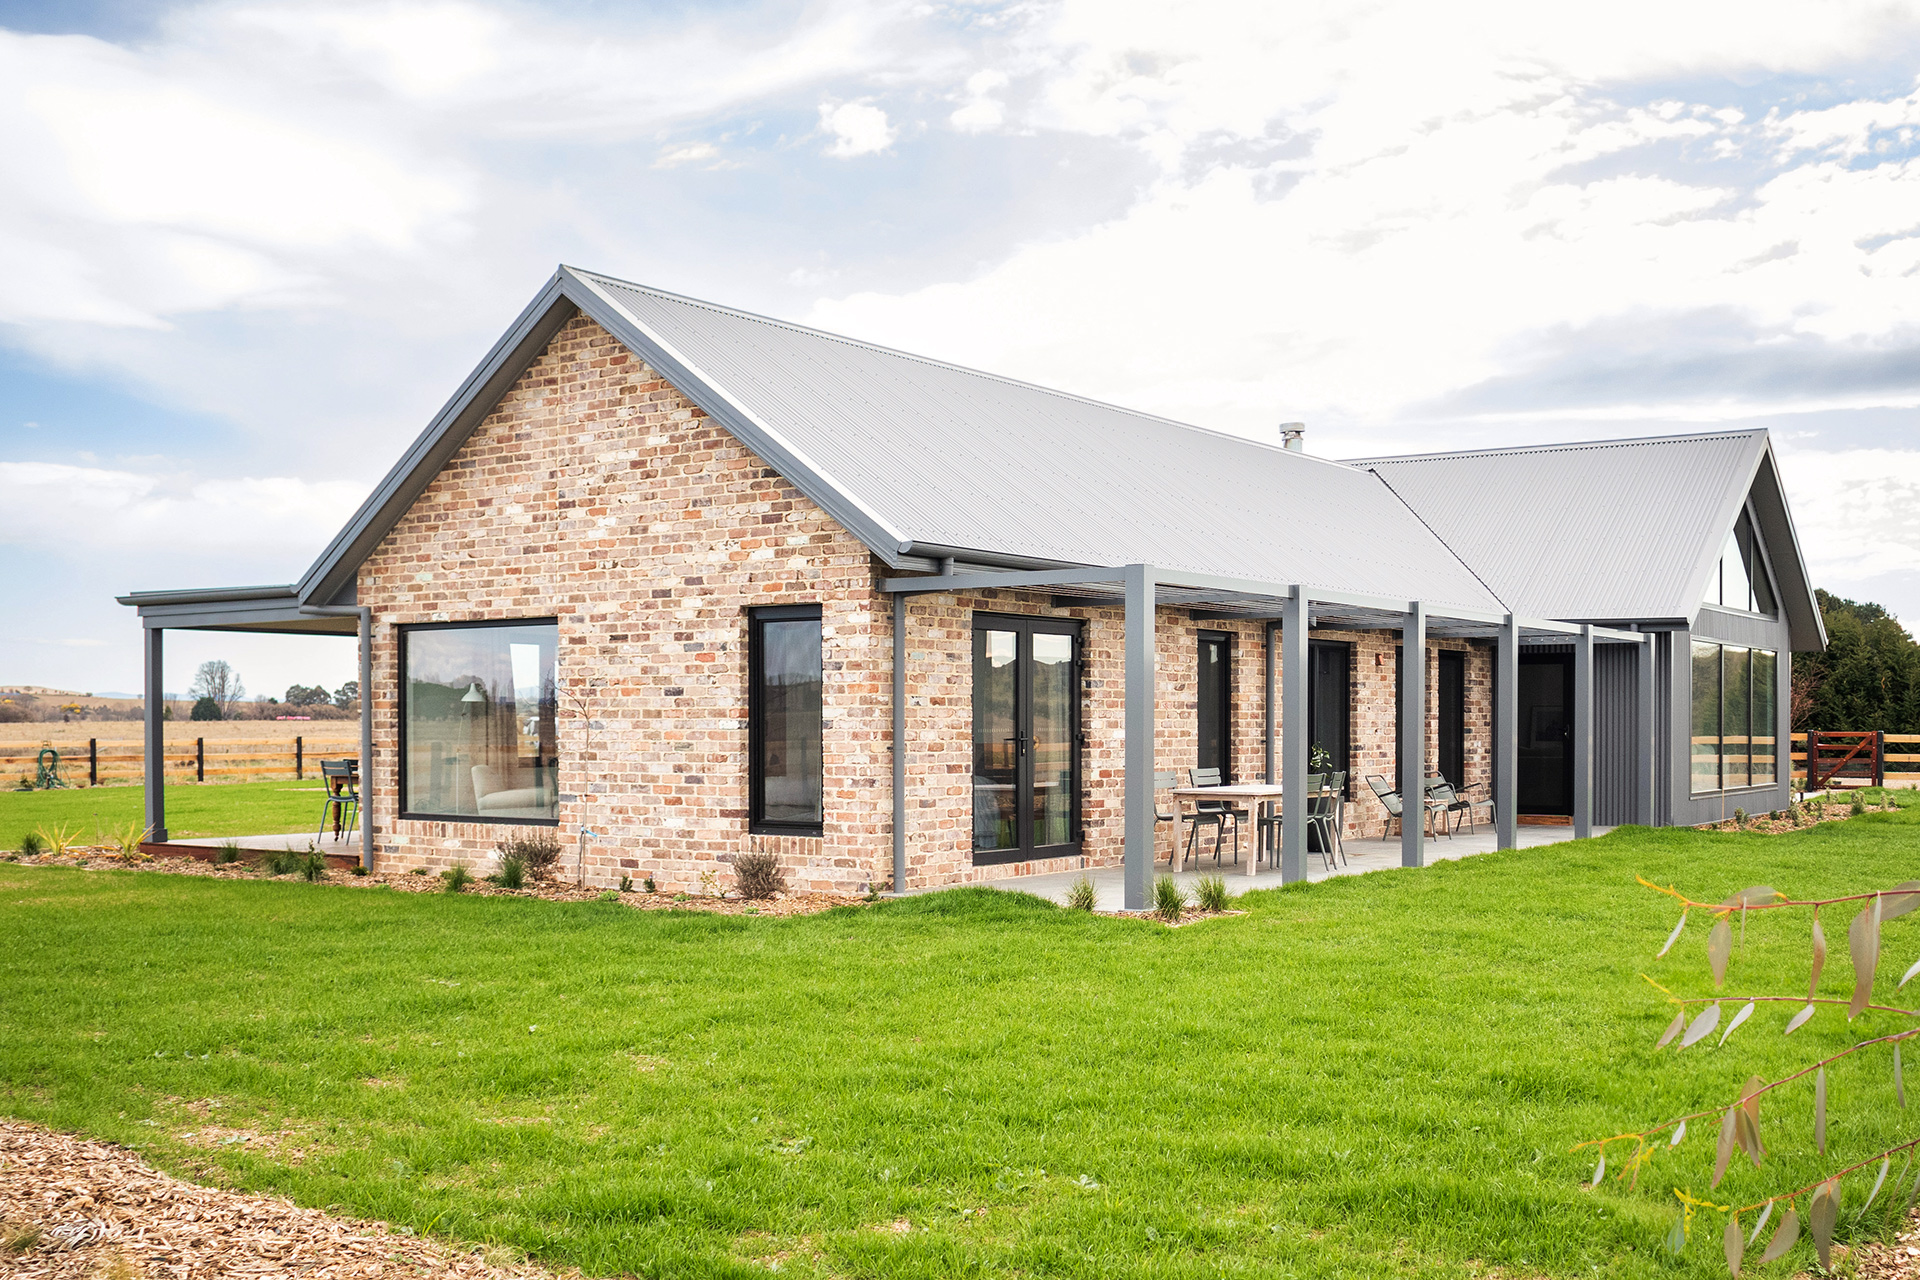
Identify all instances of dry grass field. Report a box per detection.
[1,720,357,786]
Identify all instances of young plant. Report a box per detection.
[1065,875,1098,912]
[265,849,303,876]
[597,889,620,902]
[698,869,721,899]
[1581,874,1920,1273]
[442,863,473,894]
[643,877,656,894]
[618,875,633,892]
[1152,876,1188,923]
[17,832,47,857]
[1853,794,1869,816]
[732,852,786,900]
[497,855,528,891]
[300,852,328,882]
[35,823,82,856]
[107,820,151,859]
[1193,874,1230,914]
[495,832,561,881]
[214,841,242,865]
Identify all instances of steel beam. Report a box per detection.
[1575,623,1595,839]
[144,626,166,843]
[1123,565,1156,911]
[1496,614,1519,850]
[1401,603,1426,868]
[882,567,1125,594]
[1280,587,1310,882]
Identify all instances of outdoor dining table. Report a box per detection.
[1169,782,1286,877]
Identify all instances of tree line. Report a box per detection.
[1793,590,1920,732]
[181,660,359,721]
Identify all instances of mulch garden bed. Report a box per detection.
[1699,793,1897,835]
[0,848,868,919]
[0,1120,574,1278]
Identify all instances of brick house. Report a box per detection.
[122,267,1825,908]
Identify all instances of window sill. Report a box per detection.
[749,824,824,839]
[398,812,560,827]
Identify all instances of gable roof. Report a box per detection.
[1348,431,1825,648]
[297,266,1504,615]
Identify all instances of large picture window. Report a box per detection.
[401,620,558,823]
[1702,509,1778,615]
[750,606,824,834]
[1691,642,1778,793]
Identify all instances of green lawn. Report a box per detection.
[0,779,329,848]
[5,799,1920,1278]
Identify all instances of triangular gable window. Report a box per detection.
[1702,507,1776,616]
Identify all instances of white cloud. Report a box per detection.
[655,142,720,168]
[950,69,1009,132]
[1776,445,1920,583]
[819,100,896,157]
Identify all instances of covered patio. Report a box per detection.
[886,563,1654,911]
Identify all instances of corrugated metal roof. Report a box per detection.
[1349,432,1768,622]
[577,270,1505,614]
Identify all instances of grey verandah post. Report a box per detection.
[892,591,907,895]
[1123,565,1156,912]
[1635,629,1657,826]
[1575,623,1595,839]
[1400,602,1426,868]
[143,624,166,843]
[1495,614,1519,851]
[1280,586,1310,883]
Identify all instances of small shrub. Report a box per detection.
[410,867,429,876]
[18,832,47,857]
[597,889,619,902]
[215,841,241,865]
[300,852,328,882]
[1065,876,1098,911]
[1733,807,1746,828]
[1153,876,1188,923]
[698,869,722,899]
[495,831,562,880]
[35,823,82,856]
[618,874,632,892]
[106,820,151,858]
[497,855,527,890]
[442,863,472,893]
[643,877,656,893]
[1851,794,1868,816]
[733,851,786,900]
[266,849,303,876]
[350,864,367,876]
[1193,874,1229,913]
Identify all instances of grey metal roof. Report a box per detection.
[568,269,1505,614]
[1349,431,1824,648]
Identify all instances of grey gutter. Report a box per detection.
[117,585,296,606]
[299,605,374,871]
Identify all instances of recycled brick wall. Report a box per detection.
[358,313,887,893]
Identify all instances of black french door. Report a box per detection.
[1518,653,1574,815]
[1197,631,1232,778]
[972,615,1082,865]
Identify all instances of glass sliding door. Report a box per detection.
[971,615,1082,864]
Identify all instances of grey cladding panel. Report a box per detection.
[1594,644,1638,826]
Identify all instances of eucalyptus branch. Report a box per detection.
[1659,994,1920,1020]
[1637,875,1912,914]
[1733,1133,1920,1215]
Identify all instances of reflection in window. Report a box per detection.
[403,621,558,822]
[1702,510,1777,615]
[750,608,824,832]
[1691,642,1778,793]
[972,629,1017,851]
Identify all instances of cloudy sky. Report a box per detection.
[4,0,1920,699]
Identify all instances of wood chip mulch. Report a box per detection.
[0,852,867,919]
[1700,796,1897,835]
[0,1120,575,1279]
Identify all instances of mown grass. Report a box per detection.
[4,796,1920,1278]
[0,779,329,849]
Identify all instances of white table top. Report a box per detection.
[1170,783,1286,799]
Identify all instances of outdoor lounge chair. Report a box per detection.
[1430,777,1495,834]
[1366,774,1448,839]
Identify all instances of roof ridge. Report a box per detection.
[1346,428,1768,466]
[569,266,1368,476]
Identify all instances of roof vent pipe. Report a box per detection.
[1280,423,1306,452]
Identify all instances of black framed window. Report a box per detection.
[1308,640,1351,784]
[400,619,558,824]
[750,605,824,834]
[1437,649,1466,787]
[1691,642,1778,793]
[1197,631,1232,778]
[1702,508,1778,616]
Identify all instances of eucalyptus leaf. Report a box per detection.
[1713,1106,1737,1188]
[1682,1002,1722,1050]
[1709,917,1734,988]
[1747,1200,1772,1248]
[1786,1003,1817,1036]
[1658,910,1688,959]
[1593,1152,1605,1187]
[1850,894,1883,1019]
[1810,915,1827,1001]
[1902,955,1920,989]
[1811,1181,1839,1272]
[1670,1119,1687,1147]
[1656,1010,1686,1049]
[1666,1210,1688,1255]
[1719,1001,1755,1047]
[1729,885,1778,906]
[1735,1107,1763,1169]
[1723,1215,1743,1277]
[1757,1208,1799,1264]
[1884,879,1920,920]
[1863,1156,1891,1215]
[1815,1066,1828,1155]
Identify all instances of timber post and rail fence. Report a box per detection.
[0,735,357,787]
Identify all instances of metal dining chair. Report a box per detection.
[1186,767,1242,865]
[317,758,359,844]
[1155,770,1185,867]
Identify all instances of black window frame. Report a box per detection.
[398,616,560,827]
[1197,630,1234,780]
[1308,639,1352,792]
[748,603,825,837]
[1437,649,1466,788]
